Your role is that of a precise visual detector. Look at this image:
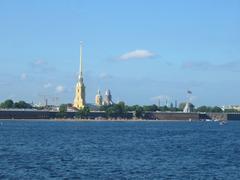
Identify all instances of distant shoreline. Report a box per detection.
[1,110,238,121]
[0,118,192,122]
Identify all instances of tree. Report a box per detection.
[56,104,68,118]
[0,99,14,109]
[59,104,67,113]
[143,105,158,112]
[81,106,90,117]
[211,106,223,113]
[76,106,90,119]
[135,106,144,118]
[126,105,139,112]
[196,106,209,112]
[196,106,223,113]
[14,101,32,109]
[99,105,110,111]
[224,109,239,113]
[115,102,126,115]
[162,105,170,112]
[103,102,127,118]
[106,106,116,118]
[0,100,32,109]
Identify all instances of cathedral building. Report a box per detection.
[73,43,115,109]
[73,43,86,109]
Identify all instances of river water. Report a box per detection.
[0,120,240,179]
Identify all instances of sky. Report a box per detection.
[0,0,240,107]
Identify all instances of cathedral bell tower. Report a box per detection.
[73,42,86,109]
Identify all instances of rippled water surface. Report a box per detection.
[0,120,240,179]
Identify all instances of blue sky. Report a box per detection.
[0,0,239,106]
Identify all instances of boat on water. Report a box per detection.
[219,121,227,125]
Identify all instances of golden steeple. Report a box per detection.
[73,42,86,109]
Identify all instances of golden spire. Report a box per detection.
[73,41,86,109]
[79,41,83,81]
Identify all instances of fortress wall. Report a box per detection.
[226,113,240,121]
[0,110,240,120]
[144,112,200,120]
[205,113,227,121]
[0,110,133,119]
[200,113,240,121]
[0,110,51,119]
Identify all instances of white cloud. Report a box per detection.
[20,73,27,80]
[99,72,112,80]
[44,83,52,89]
[30,59,55,73]
[34,59,45,65]
[56,85,65,93]
[119,50,155,60]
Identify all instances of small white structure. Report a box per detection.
[222,105,240,111]
[183,90,194,113]
[183,102,194,113]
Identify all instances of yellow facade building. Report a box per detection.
[73,43,86,109]
[95,90,103,106]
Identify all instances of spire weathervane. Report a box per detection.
[79,41,83,80]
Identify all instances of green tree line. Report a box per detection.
[99,102,239,118]
[0,99,32,109]
[1,99,238,117]
[58,104,90,119]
